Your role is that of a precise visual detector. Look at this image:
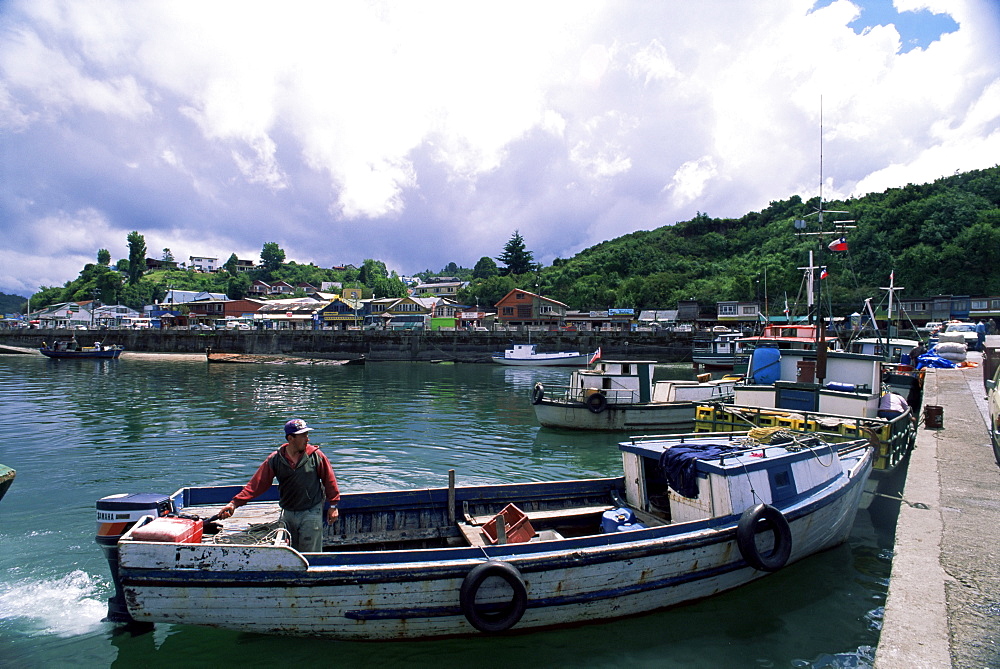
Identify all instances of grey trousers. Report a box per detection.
[280,502,324,552]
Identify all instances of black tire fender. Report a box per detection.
[460,560,528,633]
[531,383,545,405]
[736,503,792,572]
[585,392,607,414]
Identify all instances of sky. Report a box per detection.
[2,0,999,299]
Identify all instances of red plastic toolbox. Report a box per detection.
[130,517,204,544]
[481,504,535,544]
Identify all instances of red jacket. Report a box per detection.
[230,443,340,509]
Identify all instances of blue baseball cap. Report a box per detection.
[284,419,314,436]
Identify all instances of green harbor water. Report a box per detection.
[0,354,900,668]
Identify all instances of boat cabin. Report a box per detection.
[847,338,919,364]
[736,348,919,418]
[619,434,847,524]
[569,360,734,405]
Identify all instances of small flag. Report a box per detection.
[820,268,828,280]
[589,347,602,364]
[828,237,848,252]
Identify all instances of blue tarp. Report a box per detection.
[658,444,741,498]
[915,353,957,369]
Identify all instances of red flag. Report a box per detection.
[589,347,602,364]
[820,268,828,280]
[828,237,848,252]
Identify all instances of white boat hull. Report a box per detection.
[116,445,872,640]
[533,400,696,430]
[491,354,590,366]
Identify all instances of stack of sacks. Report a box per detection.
[933,339,967,363]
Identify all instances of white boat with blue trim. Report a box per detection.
[96,430,872,640]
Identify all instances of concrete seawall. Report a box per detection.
[875,341,1000,668]
[0,329,697,363]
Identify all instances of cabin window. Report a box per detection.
[767,465,796,503]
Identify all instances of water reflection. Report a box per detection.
[0,355,899,669]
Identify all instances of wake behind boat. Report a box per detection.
[492,343,597,366]
[96,430,872,640]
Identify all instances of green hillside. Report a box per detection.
[525,165,1000,314]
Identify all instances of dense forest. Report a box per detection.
[470,164,1000,317]
[18,164,1000,318]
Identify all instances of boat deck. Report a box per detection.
[180,500,658,550]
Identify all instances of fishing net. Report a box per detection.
[211,519,290,545]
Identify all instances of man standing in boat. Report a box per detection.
[218,419,340,552]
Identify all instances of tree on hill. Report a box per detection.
[497,230,535,276]
[97,249,111,266]
[223,253,239,275]
[260,242,285,272]
[472,256,498,280]
[126,231,146,285]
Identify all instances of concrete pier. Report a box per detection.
[876,342,1000,668]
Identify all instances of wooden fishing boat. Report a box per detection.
[492,344,596,366]
[40,342,123,359]
[95,431,872,639]
[695,347,922,475]
[205,349,365,365]
[692,331,744,369]
[532,359,735,430]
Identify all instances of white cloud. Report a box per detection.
[0,0,997,296]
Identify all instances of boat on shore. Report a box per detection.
[40,341,123,359]
[532,359,735,430]
[492,343,596,366]
[205,349,365,365]
[0,464,14,503]
[96,431,872,640]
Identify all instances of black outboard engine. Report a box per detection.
[95,493,171,623]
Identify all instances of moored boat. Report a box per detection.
[532,359,736,430]
[96,430,872,639]
[695,346,922,475]
[205,349,366,365]
[40,341,124,359]
[0,464,14,503]
[492,343,596,366]
[692,331,744,369]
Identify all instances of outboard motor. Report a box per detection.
[95,493,171,623]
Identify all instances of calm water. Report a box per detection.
[0,354,899,668]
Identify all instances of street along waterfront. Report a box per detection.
[0,355,901,667]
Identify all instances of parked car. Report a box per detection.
[987,363,1000,466]
[918,321,943,333]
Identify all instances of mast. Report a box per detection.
[879,271,905,340]
[793,96,856,345]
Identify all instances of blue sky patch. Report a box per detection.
[812,0,959,52]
